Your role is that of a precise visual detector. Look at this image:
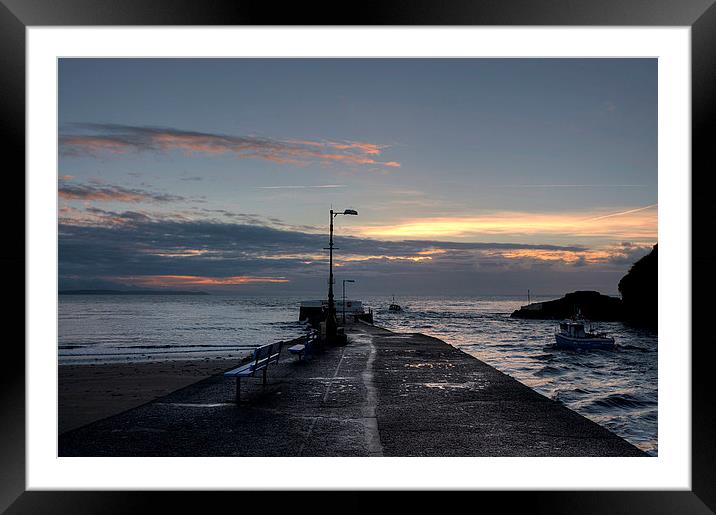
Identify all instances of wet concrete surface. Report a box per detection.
[59,323,647,457]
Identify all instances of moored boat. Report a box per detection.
[554,320,615,349]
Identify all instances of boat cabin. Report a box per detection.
[559,322,587,338]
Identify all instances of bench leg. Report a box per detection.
[235,377,241,403]
[262,368,267,387]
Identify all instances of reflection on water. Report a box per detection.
[59,294,657,455]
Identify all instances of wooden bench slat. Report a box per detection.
[225,341,283,402]
[224,363,254,377]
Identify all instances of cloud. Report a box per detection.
[603,100,617,112]
[60,124,401,168]
[478,243,652,267]
[58,214,652,293]
[59,181,185,203]
[355,205,657,241]
[115,275,289,287]
[256,184,346,190]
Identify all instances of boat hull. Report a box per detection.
[554,333,615,349]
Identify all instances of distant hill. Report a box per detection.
[511,290,623,321]
[59,289,209,296]
[618,244,658,329]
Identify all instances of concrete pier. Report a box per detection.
[59,323,646,457]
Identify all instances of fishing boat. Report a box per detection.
[388,296,403,312]
[554,319,615,349]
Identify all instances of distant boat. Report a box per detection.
[388,296,403,312]
[554,319,615,349]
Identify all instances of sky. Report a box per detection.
[58,58,657,296]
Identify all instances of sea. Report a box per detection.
[58,294,658,455]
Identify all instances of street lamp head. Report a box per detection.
[342,209,358,215]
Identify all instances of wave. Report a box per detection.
[534,365,562,377]
[585,393,657,411]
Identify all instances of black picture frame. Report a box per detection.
[3,0,713,512]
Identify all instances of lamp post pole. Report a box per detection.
[325,208,358,344]
[342,279,355,324]
[326,210,337,341]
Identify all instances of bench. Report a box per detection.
[288,332,319,361]
[224,341,282,402]
[287,343,307,360]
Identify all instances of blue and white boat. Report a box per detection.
[555,320,615,349]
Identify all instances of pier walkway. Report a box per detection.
[59,324,646,457]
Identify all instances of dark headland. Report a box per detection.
[510,290,623,321]
[59,323,646,457]
[511,244,657,330]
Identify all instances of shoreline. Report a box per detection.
[59,358,241,434]
[59,336,305,434]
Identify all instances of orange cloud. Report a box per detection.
[331,142,383,155]
[116,275,290,287]
[338,254,433,263]
[60,188,145,202]
[61,136,133,153]
[416,248,448,256]
[483,242,654,267]
[289,140,385,155]
[61,125,401,168]
[59,182,183,203]
[485,248,612,264]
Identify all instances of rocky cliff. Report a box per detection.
[618,244,658,329]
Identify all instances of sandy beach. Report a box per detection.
[59,358,241,434]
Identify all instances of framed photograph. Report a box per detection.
[5,0,713,512]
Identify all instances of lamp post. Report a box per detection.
[325,208,358,343]
[342,279,355,324]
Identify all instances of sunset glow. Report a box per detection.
[356,205,657,241]
[117,275,290,287]
[338,254,434,263]
[485,248,616,264]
